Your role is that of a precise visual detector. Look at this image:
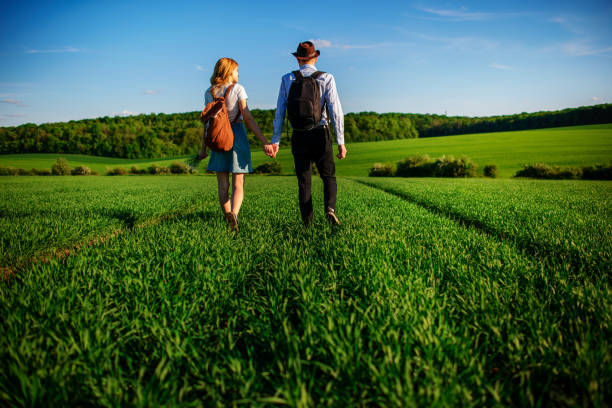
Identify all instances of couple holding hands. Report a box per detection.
[199,41,346,231]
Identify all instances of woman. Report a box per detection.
[198,57,273,232]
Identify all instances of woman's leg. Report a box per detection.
[216,172,231,214]
[231,173,245,216]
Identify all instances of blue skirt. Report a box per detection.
[207,122,252,173]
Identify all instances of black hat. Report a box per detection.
[292,41,321,60]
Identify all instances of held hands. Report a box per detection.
[198,149,208,160]
[264,143,279,159]
[337,144,347,160]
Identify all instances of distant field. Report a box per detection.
[1,176,610,405]
[1,124,611,177]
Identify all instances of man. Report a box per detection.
[272,41,347,226]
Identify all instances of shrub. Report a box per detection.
[515,163,552,179]
[254,161,282,174]
[396,154,435,177]
[515,163,582,180]
[170,162,190,174]
[107,166,127,176]
[71,165,92,176]
[130,166,146,175]
[51,158,71,175]
[34,168,52,176]
[0,166,19,176]
[394,154,477,178]
[369,162,396,177]
[582,162,612,180]
[557,167,582,180]
[484,164,498,178]
[434,155,477,178]
[148,164,170,175]
[16,168,30,176]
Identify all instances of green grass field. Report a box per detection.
[1,175,610,406]
[1,124,611,177]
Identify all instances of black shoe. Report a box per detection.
[326,209,340,226]
[302,213,313,227]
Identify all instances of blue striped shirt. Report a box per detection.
[272,64,345,145]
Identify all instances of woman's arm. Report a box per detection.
[238,99,267,145]
[198,127,208,159]
[238,99,275,157]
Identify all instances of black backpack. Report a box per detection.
[287,70,325,131]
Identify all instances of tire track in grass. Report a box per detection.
[351,178,592,273]
[1,204,204,278]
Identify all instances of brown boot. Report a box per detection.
[225,212,238,232]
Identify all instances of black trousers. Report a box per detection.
[291,126,337,223]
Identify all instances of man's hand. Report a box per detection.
[198,150,208,160]
[337,144,347,160]
[263,144,275,158]
[271,144,279,158]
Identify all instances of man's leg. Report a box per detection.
[293,153,314,225]
[314,127,337,214]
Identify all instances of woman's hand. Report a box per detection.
[198,150,208,160]
[263,143,276,158]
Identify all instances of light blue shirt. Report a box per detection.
[272,64,345,145]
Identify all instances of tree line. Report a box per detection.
[1,104,610,159]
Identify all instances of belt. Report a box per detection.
[294,124,327,132]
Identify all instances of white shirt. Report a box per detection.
[272,64,344,145]
[204,83,248,123]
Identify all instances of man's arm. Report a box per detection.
[271,77,287,146]
[325,74,346,159]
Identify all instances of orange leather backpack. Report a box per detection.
[200,84,237,152]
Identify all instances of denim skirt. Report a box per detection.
[207,122,252,173]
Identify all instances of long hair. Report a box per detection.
[210,58,238,86]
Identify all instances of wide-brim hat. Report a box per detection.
[292,41,321,60]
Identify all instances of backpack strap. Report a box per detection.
[210,83,236,100]
[310,71,328,116]
[311,71,325,79]
[223,83,236,99]
[292,70,303,80]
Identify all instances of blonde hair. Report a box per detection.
[210,57,238,86]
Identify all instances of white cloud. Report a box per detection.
[561,40,612,56]
[592,96,603,102]
[111,110,139,117]
[310,38,399,51]
[1,99,26,107]
[195,65,205,71]
[549,15,585,35]
[25,46,84,54]
[0,113,26,118]
[420,7,492,21]
[144,90,159,95]
[311,39,333,48]
[342,43,395,50]
[416,33,499,51]
[489,63,514,70]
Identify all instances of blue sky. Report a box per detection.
[1,0,611,126]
